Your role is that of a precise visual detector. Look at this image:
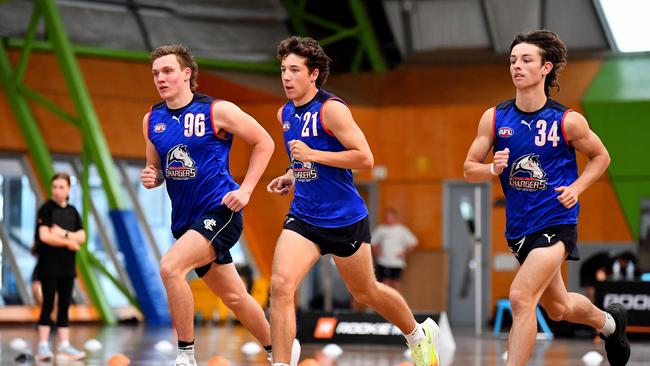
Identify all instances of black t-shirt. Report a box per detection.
[35,200,83,278]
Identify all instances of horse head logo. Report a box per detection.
[167,144,195,168]
[511,154,545,179]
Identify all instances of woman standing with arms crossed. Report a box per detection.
[34,173,87,362]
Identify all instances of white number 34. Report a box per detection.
[534,120,560,147]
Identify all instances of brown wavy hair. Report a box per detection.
[277,36,331,87]
[510,30,567,96]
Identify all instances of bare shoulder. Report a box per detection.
[212,100,239,117]
[322,99,353,128]
[480,107,495,123]
[563,110,590,140]
[276,106,284,122]
[322,98,351,115]
[142,112,151,137]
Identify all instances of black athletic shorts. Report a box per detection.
[283,214,371,257]
[507,224,579,265]
[375,264,403,281]
[173,205,243,278]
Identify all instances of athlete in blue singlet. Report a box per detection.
[141,45,301,366]
[266,36,439,366]
[464,30,629,366]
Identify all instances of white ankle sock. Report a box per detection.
[404,323,425,346]
[58,341,70,348]
[599,311,616,337]
[273,363,289,366]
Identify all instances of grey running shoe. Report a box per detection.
[56,343,86,362]
[35,343,53,362]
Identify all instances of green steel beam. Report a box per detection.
[14,6,41,84]
[18,85,79,126]
[2,35,115,323]
[351,43,364,73]
[282,0,308,36]
[87,252,140,309]
[348,0,387,72]
[37,0,124,210]
[282,0,387,72]
[0,41,54,186]
[319,27,361,47]
[77,144,117,324]
[302,12,346,32]
[6,38,279,74]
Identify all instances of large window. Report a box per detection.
[598,0,650,52]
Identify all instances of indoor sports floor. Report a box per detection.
[0,323,648,365]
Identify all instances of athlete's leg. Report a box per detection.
[159,230,217,343]
[506,241,566,366]
[270,230,320,363]
[539,269,606,328]
[202,263,271,346]
[333,244,416,333]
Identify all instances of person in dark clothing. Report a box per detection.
[34,173,86,362]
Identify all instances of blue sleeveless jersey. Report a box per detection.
[147,93,239,235]
[493,99,579,239]
[281,89,368,228]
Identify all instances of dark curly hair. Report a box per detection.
[150,44,199,92]
[277,36,331,87]
[510,30,567,96]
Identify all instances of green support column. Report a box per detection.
[77,145,116,323]
[348,0,387,72]
[282,0,387,72]
[0,41,54,187]
[37,0,124,210]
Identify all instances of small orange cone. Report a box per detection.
[107,353,131,366]
[298,358,320,366]
[207,355,231,366]
[397,362,414,366]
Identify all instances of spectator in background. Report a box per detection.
[372,208,418,292]
[34,173,86,362]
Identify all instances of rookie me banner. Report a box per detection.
[297,311,441,344]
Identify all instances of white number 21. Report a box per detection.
[300,112,319,137]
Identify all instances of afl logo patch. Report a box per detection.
[282,121,291,132]
[154,123,167,133]
[498,127,513,138]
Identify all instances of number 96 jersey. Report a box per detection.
[147,93,239,235]
[493,98,579,239]
[281,89,368,228]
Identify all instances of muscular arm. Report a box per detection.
[291,101,373,170]
[464,108,502,182]
[562,111,610,195]
[213,101,274,195]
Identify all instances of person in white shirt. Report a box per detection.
[372,208,418,291]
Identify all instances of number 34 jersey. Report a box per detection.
[280,89,368,228]
[147,93,238,235]
[493,98,579,239]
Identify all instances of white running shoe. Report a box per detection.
[174,351,197,366]
[290,338,301,366]
[268,339,301,365]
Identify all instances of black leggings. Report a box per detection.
[38,277,74,327]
